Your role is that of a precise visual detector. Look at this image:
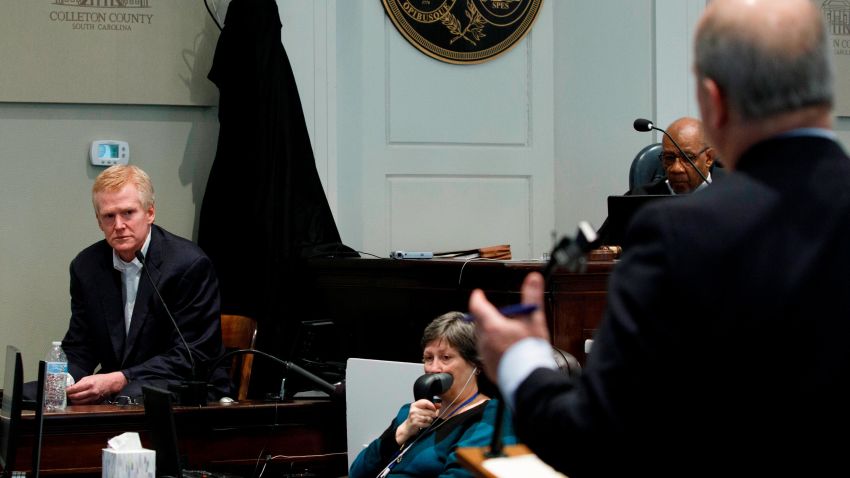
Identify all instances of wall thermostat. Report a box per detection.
[90,140,129,166]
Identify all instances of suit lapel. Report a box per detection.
[123,226,162,364]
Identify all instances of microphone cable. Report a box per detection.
[135,250,197,378]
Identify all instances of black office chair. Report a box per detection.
[552,347,582,378]
[628,143,665,191]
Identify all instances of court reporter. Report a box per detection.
[349,312,515,478]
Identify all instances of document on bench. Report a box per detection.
[482,453,567,478]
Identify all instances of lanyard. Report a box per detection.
[440,391,479,421]
[377,393,482,478]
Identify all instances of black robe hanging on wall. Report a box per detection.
[198,0,352,389]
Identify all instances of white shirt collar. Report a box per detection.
[112,227,152,271]
[665,171,713,195]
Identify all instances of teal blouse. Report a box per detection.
[349,399,516,478]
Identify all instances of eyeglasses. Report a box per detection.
[106,395,141,407]
[659,146,710,168]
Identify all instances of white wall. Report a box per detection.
[553,1,655,235]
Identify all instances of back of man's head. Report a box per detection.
[695,0,833,121]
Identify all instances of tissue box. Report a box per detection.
[102,448,155,478]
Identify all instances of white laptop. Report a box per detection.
[345,358,424,469]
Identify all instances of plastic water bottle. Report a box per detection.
[44,341,68,411]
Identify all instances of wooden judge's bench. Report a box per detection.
[303,257,614,366]
[5,399,346,477]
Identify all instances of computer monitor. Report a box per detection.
[142,386,182,478]
[29,361,46,478]
[142,386,234,478]
[604,194,677,246]
[1,345,23,477]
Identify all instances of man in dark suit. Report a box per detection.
[632,116,718,195]
[470,0,849,476]
[62,165,230,403]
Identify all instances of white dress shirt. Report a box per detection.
[112,230,151,335]
[497,337,558,409]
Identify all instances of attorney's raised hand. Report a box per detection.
[469,272,549,384]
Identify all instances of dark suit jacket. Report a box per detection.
[62,225,232,399]
[514,136,850,477]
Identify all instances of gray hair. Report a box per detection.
[421,311,481,369]
[695,9,833,120]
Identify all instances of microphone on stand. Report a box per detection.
[633,118,709,185]
[206,349,346,399]
[135,250,208,406]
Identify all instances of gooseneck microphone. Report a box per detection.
[135,250,207,405]
[633,118,709,185]
[206,348,346,398]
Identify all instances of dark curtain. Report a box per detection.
[198,0,354,394]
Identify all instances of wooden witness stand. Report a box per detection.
[5,399,346,476]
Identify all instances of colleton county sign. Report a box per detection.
[382,0,544,64]
[49,0,153,32]
[0,0,216,105]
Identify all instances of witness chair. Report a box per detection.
[220,315,258,400]
[628,143,665,191]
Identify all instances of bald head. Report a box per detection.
[703,0,821,55]
[695,0,832,120]
[667,117,704,146]
[662,117,714,193]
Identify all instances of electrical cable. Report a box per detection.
[203,0,223,31]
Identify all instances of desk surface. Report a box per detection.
[8,399,346,476]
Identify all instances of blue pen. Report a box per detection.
[463,303,538,322]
